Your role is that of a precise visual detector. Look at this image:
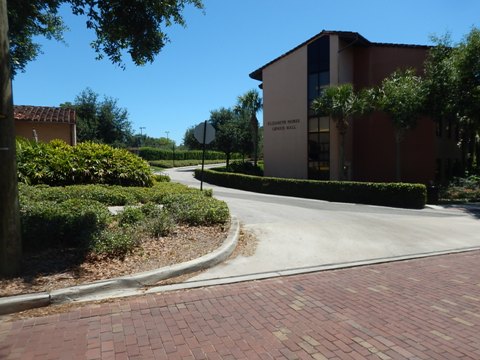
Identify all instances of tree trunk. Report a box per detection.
[395,130,402,182]
[0,0,22,276]
[251,113,258,167]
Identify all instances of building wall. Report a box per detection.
[330,36,355,180]
[15,121,76,145]
[350,44,440,183]
[263,46,308,179]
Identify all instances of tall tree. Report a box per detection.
[64,88,132,145]
[209,108,238,167]
[454,28,480,171]
[311,84,369,180]
[235,89,262,166]
[1,0,203,276]
[1,0,21,276]
[376,69,427,181]
[7,0,204,74]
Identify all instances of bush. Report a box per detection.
[153,173,171,182]
[149,159,227,169]
[162,192,230,225]
[224,161,264,176]
[16,138,154,187]
[20,198,111,251]
[91,227,140,258]
[143,210,175,237]
[195,169,426,209]
[118,206,145,227]
[138,148,233,161]
[439,175,480,202]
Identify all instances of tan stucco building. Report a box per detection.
[250,30,460,184]
[14,105,77,145]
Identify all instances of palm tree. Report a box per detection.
[235,89,262,166]
[311,84,367,180]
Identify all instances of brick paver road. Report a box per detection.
[1,251,480,359]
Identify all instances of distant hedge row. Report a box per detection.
[137,147,241,161]
[194,169,426,209]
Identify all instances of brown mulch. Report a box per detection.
[0,226,258,322]
[0,223,230,298]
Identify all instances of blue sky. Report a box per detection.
[12,0,480,145]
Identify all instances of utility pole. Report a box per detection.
[139,126,145,147]
[0,0,22,276]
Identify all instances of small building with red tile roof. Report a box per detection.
[14,105,77,145]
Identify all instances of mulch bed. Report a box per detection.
[0,223,229,298]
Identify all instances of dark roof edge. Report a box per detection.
[249,30,430,81]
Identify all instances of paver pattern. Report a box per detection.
[1,251,480,359]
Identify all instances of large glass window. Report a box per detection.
[307,36,330,180]
[308,117,330,180]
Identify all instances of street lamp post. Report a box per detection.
[139,127,145,147]
[165,131,174,167]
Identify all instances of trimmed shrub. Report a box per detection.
[224,161,264,176]
[91,227,140,258]
[118,206,145,227]
[195,169,426,209]
[138,148,241,161]
[20,198,111,251]
[16,138,154,187]
[143,210,175,237]
[162,193,230,225]
[149,159,227,169]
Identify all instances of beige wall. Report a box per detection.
[263,46,308,179]
[15,121,76,145]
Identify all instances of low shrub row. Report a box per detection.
[19,183,229,255]
[17,139,154,187]
[138,148,240,161]
[195,169,426,209]
[149,159,226,169]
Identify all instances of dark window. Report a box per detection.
[307,36,330,180]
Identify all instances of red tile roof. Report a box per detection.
[249,30,431,81]
[14,105,76,124]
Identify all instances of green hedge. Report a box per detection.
[138,147,242,161]
[195,169,426,209]
[17,139,153,187]
[20,198,111,251]
[18,182,228,254]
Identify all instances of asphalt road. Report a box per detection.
[163,166,480,281]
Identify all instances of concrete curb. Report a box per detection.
[145,245,480,295]
[0,217,240,315]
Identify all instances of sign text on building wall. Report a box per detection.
[267,119,300,131]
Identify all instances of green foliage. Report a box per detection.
[196,169,426,209]
[20,198,111,251]
[153,173,171,182]
[162,193,230,225]
[143,209,175,238]
[224,161,264,176]
[311,84,363,134]
[376,69,427,134]
[118,206,145,227]
[18,179,229,257]
[149,159,227,169]
[91,227,140,258]
[7,0,204,75]
[7,0,66,76]
[440,175,480,202]
[16,138,154,187]
[138,147,230,161]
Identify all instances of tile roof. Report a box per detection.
[14,105,76,124]
[249,30,430,81]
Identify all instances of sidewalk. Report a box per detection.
[1,250,480,359]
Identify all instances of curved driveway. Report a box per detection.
[164,166,480,281]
